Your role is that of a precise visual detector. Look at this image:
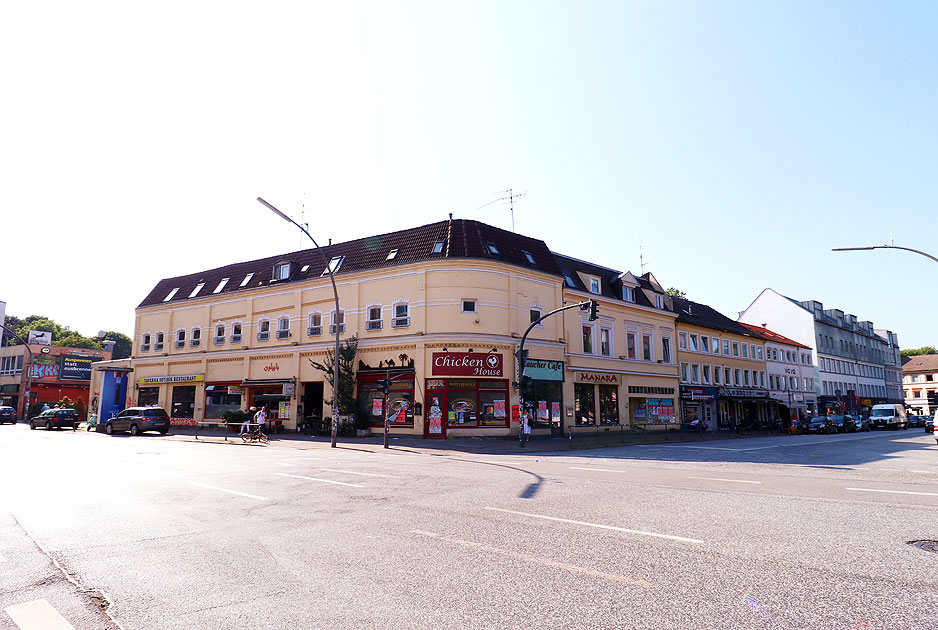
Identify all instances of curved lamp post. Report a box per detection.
[832,244,938,265]
[257,197,341,448]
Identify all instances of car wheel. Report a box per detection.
[159,429,168,435]
[130,424,139,436]
[29,421,36,430]
[105,423,113,435]
[46,421,52,431]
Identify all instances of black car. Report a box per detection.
[0,406,16,424]
[908,415,926,429]
[804,416,835,434]
[829,415,849,432]
[851,415,871,432]
[30,408,80,430]
[104,407,170,436]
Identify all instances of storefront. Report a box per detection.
[573,371,621,426]
[718,386,770,429]
[204,382,244,419]
[136,374,205,425]
[522,358,564,433]
[357,368,416,430]
[424,351,509,439]
[243,379,294,427]
[626,384,677,427]
[680,386,717,430]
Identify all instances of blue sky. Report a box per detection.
[3,1,937,348]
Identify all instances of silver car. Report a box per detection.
[104,407,171,436]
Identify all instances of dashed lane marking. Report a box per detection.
[846,487,938,497]
[410,530,653,587]
[189,482,270,501]
[5,599,77,630]
[484,506,704,544]
[689,477,762,484]
[276,473,364,488]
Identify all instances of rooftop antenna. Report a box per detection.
[300,193,310,249]
[640,245,649,274]
[478,188,526,232]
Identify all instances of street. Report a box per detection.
[2,426,938,629]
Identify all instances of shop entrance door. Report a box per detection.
[424,390,446,439]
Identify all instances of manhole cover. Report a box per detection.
[908,540,938,553]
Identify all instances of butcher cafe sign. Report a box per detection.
[431,352,503,377]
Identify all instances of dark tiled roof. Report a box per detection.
[672,297,760,338]
[739,323,811,349]
[551,254,671,312]
[138,219,562,308]
[901,354,938,373]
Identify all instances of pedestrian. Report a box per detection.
[41,403,50,412]
[254,405,268,437]
[240,407,255,435]
[520,408,532,446]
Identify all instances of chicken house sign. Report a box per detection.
[431,352,503,377]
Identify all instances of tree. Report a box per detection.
[100,331,133,359]
[308,334,359,416]
[665,287,687,299]
[3,314,132,357]
[901,346,937,358]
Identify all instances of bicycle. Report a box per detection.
[241,428,269,444]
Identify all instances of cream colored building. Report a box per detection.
[902,354,938,416]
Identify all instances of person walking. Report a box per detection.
[254,405,268,437]
[41,403,50,413]
[240,407,255,435]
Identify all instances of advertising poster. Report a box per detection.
[428,396,443,434]
[389,399,408,423]
[60,355,103,381]
[493,399,506,418]
[538,400,548,420]
[372,398,384,416]
[551,402,561,420]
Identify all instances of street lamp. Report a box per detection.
[832,244,938,265]
[257,197,341,448]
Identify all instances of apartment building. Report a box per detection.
[903,354,938,416]
[740,323,817,420]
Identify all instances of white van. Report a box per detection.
[869,404,907,430]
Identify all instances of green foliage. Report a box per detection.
[100,331,133,359]
[3,314,131,357]
[353,395,372,430]
[309,334,359,415]
[222,409,252,424]
[901,346,937,358]
[665,287,687,299]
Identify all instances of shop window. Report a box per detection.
[205,386,243,419]
[575,383,596,425]
[526,381,563,429]
[599,327,611,357]
[214,325,225,345]
[155,332,164,351]
[661,337,672,364]
[137,387,159,407]
[330,310,345,334]
[190,328,201,347]
[366,306,383,331]
[175,330,186,349]
[360,376,416,427]
[599,385,618,425]
[171,385,195,418]
[430,379,508,429]
[277,317,291,339]
[582,324,594,355]
[392,303,410,328]
[308,313,323,336]
[141,334,151,353]
[257,320,270,341]
[231,323,242,343]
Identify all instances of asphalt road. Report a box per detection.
[2,424,938,629]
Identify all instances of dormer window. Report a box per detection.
[273,262,292,281]
[163,288,179,302]
[431,241,445,255]
[623,287,635,302]
[322,256,344,277]
[486,242,500,255]
[589,277,601,295]
[522,250,536,265]
[655,295,663,309]
[189,282,206,298]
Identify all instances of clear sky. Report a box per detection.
[4,2,937,348]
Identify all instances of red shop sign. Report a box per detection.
[431,352,503,377]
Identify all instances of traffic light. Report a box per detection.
[378,379,391,395]
[588,299,599,321]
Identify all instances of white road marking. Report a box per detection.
[317,468,399,478]
[689,477,762,484]
[846,487,938,497]
[5,599,77,630]
[484,507,704,544]
[276,473,364,487]
[189,482,269,501]
[0,552,6,563]
[410,530,653,587]
[911,470,938,474]
[570,466,628,474]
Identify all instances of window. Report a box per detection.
[191,328,201,347]
[274,262,291,280]
[714,366,722,384]
[712,337,720,355]
[231,324,242,343]
[734,369,741,386]
[724,367,731,384]
[627,332,637,360]
[213,278,230,294]
[642,333,652,361]
[623,286,635,302]
[741,344,749,359]
[522,250,536,265]
[386,249,398,261]
[163,288,179,302]
[702,365,711,384]
[582,325,594,354]
[743,370,750,386]
[723,340,730,355]
[155,332,164,351]
[732,341,740,357]
[760,372,766,388]
[461,299,477,313]
[257,320,270,341]
[392,304,410,328]
[681,363,689,382]
[176,330,186,349]
[688,334,699,352]
[690,364,700,384]
[757,347,763,360]
[655,295,663,309]
[772,348,778,361]
[239,273,254,288]
[661,337,672,364]
[678,332,687,350]
[589,277,601,294]
[366,306,383,331]
[431,240,445,255]
[189,283,206,298]
[214,325,225,345]
[330,311,345,334]
[750,344,757,359]
[701,337,710,354]
[276,317,291,338]
[486,242,500,255]
[599,328,611,357]
[141,334,151,352]
[322,256,344,276]
[530,309,541,325]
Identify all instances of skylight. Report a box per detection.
[486,242,500,255]
[386,249,398,261]
[239,273,254,287]
[189,282,206,298]
[322,256,345,277]
[522,250,536,265]
[163,288,180,302]
[213,278,230,294]
[431,241,444,255]
[563,275,577,288]
[300,264,309,273]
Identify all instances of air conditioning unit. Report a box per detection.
[257,332,270,341]
[230,335,242,343]
[276,330,291,339]
[329,324,346,334]
[308,326,322,336]
[366,320,383,331]
[392,317,410,328]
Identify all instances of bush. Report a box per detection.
[222,409,252,425]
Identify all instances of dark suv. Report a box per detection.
[105,407,170,436]
[30,408,80,430]
[0,406,16,424]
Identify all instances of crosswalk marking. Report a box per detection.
[5,599,77,630]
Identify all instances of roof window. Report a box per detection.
[386,249,399,261]
[322,256,345,277]
[563,275,577,288]
[522,250,536,265]
[431,241,445,255]
[486,242,500,255]
[300,264,309,273]
[189,282,206,298]
[239,273,254,287]
[213,278,230,294]
[163,288,179,302]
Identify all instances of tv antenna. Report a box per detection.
[300,194,310,249]
[640,245,649,274]
[478,188,526,232]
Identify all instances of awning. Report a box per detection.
[241,378,296,386]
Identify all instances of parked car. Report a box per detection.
[0,406,16,424]
[927,414,935,434]
[869,403,908,430]
[829,415,850,432]
[851,415,871,432]
[908,415,926,429]
[29,408,80,430]
[104,407,170,436]
[804,416,836,434]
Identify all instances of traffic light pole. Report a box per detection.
[516,299,597,446]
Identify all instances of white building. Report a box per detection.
[740,323,817,419]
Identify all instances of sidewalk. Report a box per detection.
[160,425,795,457]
